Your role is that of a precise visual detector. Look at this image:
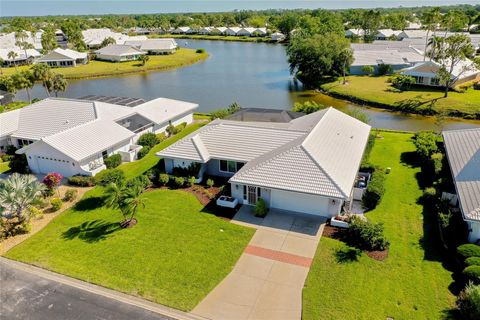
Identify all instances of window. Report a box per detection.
[243,185,247,200]
[431,77,440,86]
[219,160,245,173]
[102,150,108,159]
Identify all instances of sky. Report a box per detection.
[0,0,478,17]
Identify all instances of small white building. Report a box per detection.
[158,108,371,218]
[374,29,399,40]
[198,27,213,35]
[94,44,146,62]
[396,30,429,40]
[124,39,178,55]
[443,128,480,243]
[171,27,192,34]
[209,27,228,35]
[271,32,285,42]
[225,27,241,36]
[0,97,198,177]
[37,48,88,67]
[345,28,365,38]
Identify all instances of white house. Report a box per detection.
[374,29,399,40]
[396,30,429,40]
[157,108,371,218]
[209,27,228,35]
[271,32,285,42]
[94,44,146,62]
[0,30,44,51]
[443,128,480,242]
[198,27,213,35]
[37,48,88,67]
[401,60,480,87]
[82,28,147,49]
[0,97,197,177]
[0,48,42,67]
[225,27,241,36]
[345,28,365,38]
[172,27,192,34]
[124,39,178,55]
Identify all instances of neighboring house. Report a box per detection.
[172,27,192,34]
[443,128,480,242]
[225,108,304,122]
[405,22,423,30]
[349,44,424,75]
[374,29,399,40]
[225,27,241,36]
[37,48,88,67]
[0,48,42,67]
[198,27,213,35]
[0,97,197,176]
[124,39,178,55]
[94,44,146,62]
[237,28,256,36]
[210,27,228,35]
[158,108,371,217]
[271,32,285,42]
[345,28,365,38]
[397,30,429,40]
[401,60,480,87]
[82,28,147,49]
[0,90,14,106]
[0,30,43,51]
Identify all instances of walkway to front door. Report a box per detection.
[192,206,325,320]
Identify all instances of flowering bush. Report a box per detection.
[43,172,63,190]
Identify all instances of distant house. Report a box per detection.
[271,32,285,42]
[37,48,88,67]
[198,27,213,35]
[0,30,44,51]
[349,44,424,75]
[158,108,371,217]
[345,29,365,38]
[124,39,178,55]
[405,22,423,30]
[237,28,255,36]
[443,128,480,242]
[0,97,197,176]
[0,48,42,67]
[401,60,480,87]
[94,44,146,62]
[374,29,399,40]
[210,27,228,35]
[172,27,192,34]
[225,27,241,36]
[82,28,147,49]
[397,30,429,40]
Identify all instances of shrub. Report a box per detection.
[361,65,375,75]
[254,198,269,218]
[362,169,386,210]
[292,101,325,114]
[137,146,151,159]
[458,244,480,259]
[172,162,201,177]
[412,131,438,160]
[42,172,63,190]
[158,173,170,186]
[346,216,390,251]
[457,282,480,320]
[5,145,17,156]
[209,102,241,120]
[0,218,31,239]
[8,154,29,173]
[196,48,206,53]
[104,154,122,169]
[166,124,179,136]
[156,132,167,142]
[68,175,96,187]
[173,176,185,188]
[206,178,214,188]
[50,198,63,212]
[95,169,125,187]
[28,206,43,219]
[464,266,480,283]
[473,82,480,90]
[137,132,159,149]
[390,74,416,90]
[63,189,78,202]
[126,175,151,190]
[431,152,443,174]
[423,187,437,200]
[466,257,480,266]
[187,176,196,187]
[175,122,187,132]
[377,63,393,75]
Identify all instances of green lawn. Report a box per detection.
[0,162,10,174]
[2,48,208,79]
[321,76,480,118]
[302,132,455,320]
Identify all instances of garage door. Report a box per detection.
[36,157,74,177]
[270,189,330,216]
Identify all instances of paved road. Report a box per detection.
[0,259,174,320]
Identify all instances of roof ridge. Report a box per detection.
[191,135,210,162]
[217,120,304,132]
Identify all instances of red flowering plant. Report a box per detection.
[42,172,63,197]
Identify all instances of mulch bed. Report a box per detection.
[322,222,389,261]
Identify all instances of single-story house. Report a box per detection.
[157,108,371,218]
[0,30,43,51]
[374,29,400,40]
[345,28,365,38]
[401,60,480,87]
[94,44,146,62]
[443,128,480,242]
[0,48,42,67]
[198,27,213,35]
[0,97,197,177]
[82,28,147,49]
[209,27,228,35]
[124,39,178,55]
[396,30,429,40]
[225,27,241,36]
[405,22,423,30]
[349,44,424,75]
[271,32,285,41]
[37,48,88,67]
[172,27,193,34]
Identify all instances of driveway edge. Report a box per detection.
[0,257,209,320]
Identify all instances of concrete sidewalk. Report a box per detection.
[192,207,325,320]
[0,257,207,320]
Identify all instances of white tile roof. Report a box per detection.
[133,98,198,124]
[95,44,145,56]
[124,39,177,51]
[37,48,87,62]
[0,48,42,61]
[351,46,424,66]
[443,128,480,221]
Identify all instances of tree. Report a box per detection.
[292,101,325,114]
[31,63,54,97]
[7,51,19,71]
[420,7,441,61]
[338,47,353,84]
[441,10,468,35]
[0,173,46,224]
[104,182,145,228]
[0,75,18,97]
[41,27,58,52]
[286,33,352,87]
[11,71,34,103]
[359,10,383,42]
[100,36,116,48]
[434,34,477,97]
[49,73,68,97]
[42,172,63,196]
[276,14,298,39]
[138,54,149,66]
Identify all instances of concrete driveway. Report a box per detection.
[192,207,325,320]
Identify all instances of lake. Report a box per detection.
[18,39,480,131]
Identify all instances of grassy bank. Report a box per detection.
[2,48,208,80]
[302,132,455,319]
[149,33,275,43]
[321,76,480,119]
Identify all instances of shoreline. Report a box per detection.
[149,33,281,44]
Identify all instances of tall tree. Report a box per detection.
[50,74,68,97]
[441,10,468,35]
[7,51,18,71]
[11,71,34,103]
[420,7,442,61]
[100,36,116,48]
[360,10,383,42]
[41,27,58,53]
[276,14,298,40]
[15,41,34,65]
[0,75,18,98]
[31,63,53,97]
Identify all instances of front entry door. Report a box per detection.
[247,186,257,205]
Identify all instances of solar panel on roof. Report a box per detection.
[77,95,146,107]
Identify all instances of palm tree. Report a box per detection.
[138,54,149,66]
[51,74,68,97]
[11,71,34,103]
[7,51,18,71]
[100,36,116,48]
[420,8,441,61]
[0,173,46,223]
[31,63,53,97]
[122,185,145,227]
[104,182,145,228]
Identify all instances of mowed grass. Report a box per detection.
[2,48,208,79]
[321,76,480,117]
[302,132,455,320]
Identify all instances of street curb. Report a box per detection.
[0,257,210,320]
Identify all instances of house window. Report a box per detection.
[102,150,108,159]
[219,160,245,173]
[431,77,440,86]
[243,185,247,200]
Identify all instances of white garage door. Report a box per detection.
[270,189,330,216]
[36,158,74,177]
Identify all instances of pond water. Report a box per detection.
[18,39,480,131]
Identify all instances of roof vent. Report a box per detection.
[65,120,70,124]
